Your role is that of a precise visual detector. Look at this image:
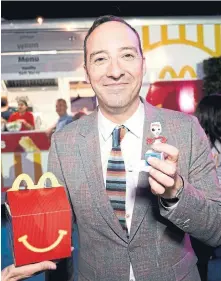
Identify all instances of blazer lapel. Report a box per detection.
[78,111,128,243]
[129,101,160,242]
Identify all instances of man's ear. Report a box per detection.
[84,65,90,83]
[142,56,146,77]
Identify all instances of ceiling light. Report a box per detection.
[37,17,43,25]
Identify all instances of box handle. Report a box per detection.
[7,172,61,192]
[37,172,60,188]
[7,174,36,191]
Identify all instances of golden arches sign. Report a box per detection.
[142,24,221,57]
[159,65,197,79]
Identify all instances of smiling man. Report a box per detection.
[85,21,145,119]
[3,15,221,281]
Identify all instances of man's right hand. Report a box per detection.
[1,261,56,281]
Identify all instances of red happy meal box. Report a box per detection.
[5,172,72,266]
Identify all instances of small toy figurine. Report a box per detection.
[145,122,167,167]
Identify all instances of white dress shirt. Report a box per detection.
[98,102,145,281]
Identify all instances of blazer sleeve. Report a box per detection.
[45,134,75,281]
[160,116,221,247]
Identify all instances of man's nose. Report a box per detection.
[106,59,125,79]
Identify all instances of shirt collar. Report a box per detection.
[98,101,144,142]
[58,114,69,121]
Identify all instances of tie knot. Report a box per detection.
[112,126,128,147]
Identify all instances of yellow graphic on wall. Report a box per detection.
[159,65,197,79]
[142,23,221,81]
[142,24,221,57]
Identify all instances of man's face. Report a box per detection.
[85,21,146,114]
[56,101,67,116]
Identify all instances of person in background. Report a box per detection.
[195,94,221,183]
[194,93,221,281]
[46,99,74,138]
[1,97,14,121]
[1,97,14,131]
[54,99,74,132]
[8,99,35,131]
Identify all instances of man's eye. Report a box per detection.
[122,53,135,60]
[94,57,107,64]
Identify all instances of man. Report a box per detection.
[3,15,221,281]
[46,98,73,137]
[1,97,14,121]
[1,96,15,131]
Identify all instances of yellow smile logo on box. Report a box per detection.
[18,230,67,253]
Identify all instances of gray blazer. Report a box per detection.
[46,101,221,281]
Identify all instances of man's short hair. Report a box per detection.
[84,15,143,66]
[56,98,67,106]
[1,96,8,107]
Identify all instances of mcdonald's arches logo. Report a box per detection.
[159,65,197,79]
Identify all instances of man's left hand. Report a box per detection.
[147,143,183,199]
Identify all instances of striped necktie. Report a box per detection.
[106,125,128,231]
